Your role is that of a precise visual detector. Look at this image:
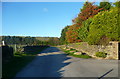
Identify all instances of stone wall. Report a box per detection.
[2,46,14,61]
[64,41,118,59]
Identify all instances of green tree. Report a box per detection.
[77,18,93,42]
[99,2,112,11]
[86,7,119,45]
[60,25,70,44]
[113,1,120,8]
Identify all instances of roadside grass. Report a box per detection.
[2,46,49,78]
[76,42,82,45]
[58,47,91,59]
[69,53,92,59]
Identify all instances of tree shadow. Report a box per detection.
[40,47,61,53]
[14,47,72,79]
[23,45,50,54]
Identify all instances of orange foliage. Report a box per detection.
[65,24,81,43]
[72,2,103,24]
[65,2,103,43]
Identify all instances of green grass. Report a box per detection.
[59,47,91,59]
[69,48,76,51]
[2,46,49,78]
[75,42,83,45]
[3,54,34,78]
[70,54,92,59]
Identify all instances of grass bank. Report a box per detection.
[58,47,91,59]
[2,46,49,78]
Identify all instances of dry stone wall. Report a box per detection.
[63,41,118,59]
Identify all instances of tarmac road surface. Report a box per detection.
[15,47,118,78]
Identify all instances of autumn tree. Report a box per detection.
[65,2,103,43]
[72,2,103,25]
[65,24,81,43]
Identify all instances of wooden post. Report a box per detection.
[14,44,17,53]
[2,41,5,46]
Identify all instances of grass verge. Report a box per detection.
[58,47,91,59]
[2,46,49,78]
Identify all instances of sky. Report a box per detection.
[2,2,85,37]
[1,0,117,2]
[1,1,115,37]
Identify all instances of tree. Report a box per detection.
[60,25,70,44]
[99,2,112,11]
[69,2,103,43]
[77,18,93,42]
[86,7,119,45]
[72,2,103,25]
[65,24,81,43]
[113,1,120,8]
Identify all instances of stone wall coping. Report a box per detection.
[109,41,119,43]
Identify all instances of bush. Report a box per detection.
[95,52,107,58]
[86,7,119,45]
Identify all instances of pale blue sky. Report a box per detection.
[1,1,114,37]
[1,0,117,2]
[2,2,84,37]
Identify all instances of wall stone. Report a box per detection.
[65,41,119,59]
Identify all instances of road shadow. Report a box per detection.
[23,45,50,54]
[40,47,61,53]
[14,47,72,79]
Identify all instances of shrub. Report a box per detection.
[86,7,119,45]
[95,52,107,58]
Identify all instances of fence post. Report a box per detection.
[14,44,17,53]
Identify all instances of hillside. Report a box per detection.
[0,36,60,46]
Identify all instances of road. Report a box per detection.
[15,47,118,78]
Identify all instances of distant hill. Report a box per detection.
[0,36,60,46]
[35,37,59,41]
